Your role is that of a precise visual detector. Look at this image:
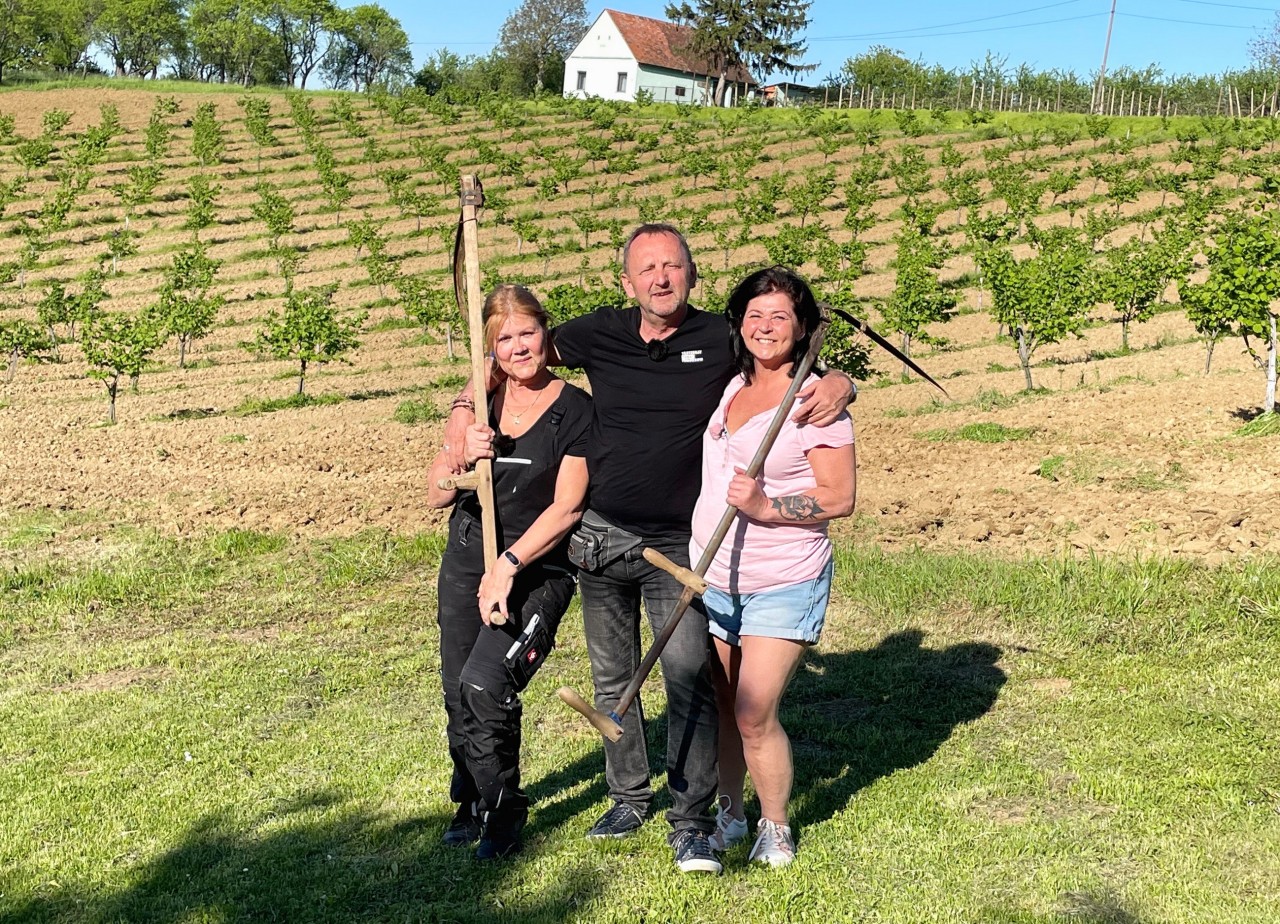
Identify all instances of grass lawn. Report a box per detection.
[1,513,1277,923]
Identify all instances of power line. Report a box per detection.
[1117,12,1261,29]
[808,0,1087,41]
[1170,0,1280,11]
[808,13,1100,44]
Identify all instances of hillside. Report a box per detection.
[0,85,1275,560]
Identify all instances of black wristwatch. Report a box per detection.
[502,549,522,571]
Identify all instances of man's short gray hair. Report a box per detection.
[621,223,694,273]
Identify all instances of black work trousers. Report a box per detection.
[437,511,575,824]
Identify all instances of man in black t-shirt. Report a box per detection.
[445,224,854,875]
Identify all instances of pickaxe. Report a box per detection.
[437,174,504,625]
[557,303,950,739]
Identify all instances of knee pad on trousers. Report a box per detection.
[461,679,527,815]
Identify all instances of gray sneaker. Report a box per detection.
[708,795,748,851]
[748,818,795,867]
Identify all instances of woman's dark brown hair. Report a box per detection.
[724,266,821,383]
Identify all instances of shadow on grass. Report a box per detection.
[523,748,611,838]
[787,628,1006,831]
[6,789,604,924]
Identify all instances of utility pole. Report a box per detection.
[1093,0,1118,114]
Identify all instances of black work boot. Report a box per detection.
[442,802,481,847]
[475,808,527,860]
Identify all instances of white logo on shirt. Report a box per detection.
[680,350,703,363]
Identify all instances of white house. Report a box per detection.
[563,9,755,106]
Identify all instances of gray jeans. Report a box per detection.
[578,531,718,835]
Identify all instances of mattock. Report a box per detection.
[558,307,833,741]
[436,174,505,625]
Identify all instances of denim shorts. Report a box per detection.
[703,560,834,646]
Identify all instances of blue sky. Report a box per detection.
[399,0,1279,81]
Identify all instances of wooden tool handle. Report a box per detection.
[458,174,504,626]
[557,687,624,742]
[604,311,833,726]
[642,548,708,595]
[437,471,480,491]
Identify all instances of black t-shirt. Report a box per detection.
[456,382,592,564]
[553,306,734,539]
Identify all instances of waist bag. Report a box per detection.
[567,509,643,572]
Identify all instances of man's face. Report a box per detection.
[621,232,697,322]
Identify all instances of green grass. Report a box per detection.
[392,396,445,425]
[1235,411,1280,438]
[920,422,1039,443]
[368,315,419,332]
[1037,454,1069,481]
[0,521,1277,923]
[430,371,468,390]
[233,392,345,415]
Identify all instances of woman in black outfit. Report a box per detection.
[427,285,591,859]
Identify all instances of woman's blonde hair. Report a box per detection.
[482,284,550,351]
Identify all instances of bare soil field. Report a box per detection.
[4,286,1275,564]
[0,87,1275,562]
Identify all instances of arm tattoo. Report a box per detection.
[771,494,825,521]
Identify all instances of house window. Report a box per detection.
[674,86,687,97]
[617,72,628,93]
[576,71,586,91]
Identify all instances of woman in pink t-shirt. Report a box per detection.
[690,266,856,868]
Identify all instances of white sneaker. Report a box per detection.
[708,795,748,851]
[748,818,795,867]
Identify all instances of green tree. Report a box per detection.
[13,133,52,178]
[394,272,460,357]
[841,45,923,99]
[256,284,364,395]
[104,226,140,274]
[31,0,99,74]
[80,310,164,422]
[251,180,294,251]
[188,0,279,85]
[842,152,883,241]
[264,0,334,88]
[320,165,352,222]
[1096,229,1188,352]
[191,101,225,166]
[0,318,53,381]
[786,166,834,229]
[979,226,1095,390]
[113,162,161,229]
[185,174,220,237]
[1190,207,1280,411]
[238,95,277,170]
[666,0,814,107]
[321,3,410,91]
[143,103,174,160]
[38,269,105,354]
[880,225,956,378]
[497,0,586,94]
[1179,281,1232,376]
[0,0,38,84]
[95,0,184,77]
[155,242,224,368]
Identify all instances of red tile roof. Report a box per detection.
[607,9,756,85]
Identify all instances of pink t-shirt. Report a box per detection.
[690,374,855,595]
